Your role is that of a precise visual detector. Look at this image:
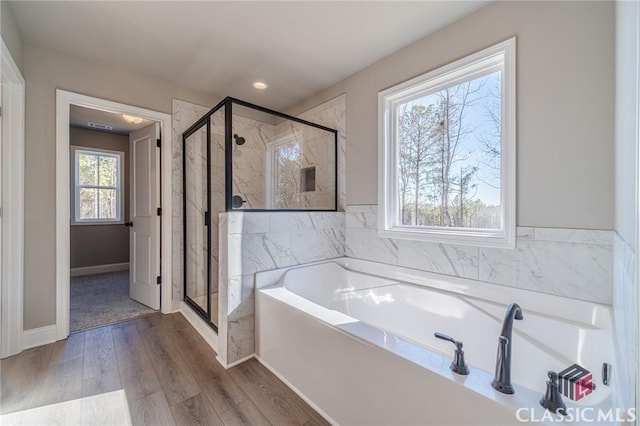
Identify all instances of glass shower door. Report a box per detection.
[183,122,211,321]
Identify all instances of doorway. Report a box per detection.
[68,106,159,331]
[55,90,172,340]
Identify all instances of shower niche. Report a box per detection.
[183,97,338,330]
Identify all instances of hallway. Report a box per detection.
[70,271,156,332]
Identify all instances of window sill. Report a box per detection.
[71,221,124,227]
[378,226,515,249]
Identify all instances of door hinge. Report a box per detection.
[156,276,162,285]
[157,207,162,216]
[0,106,2,117]
[156,138,161,148]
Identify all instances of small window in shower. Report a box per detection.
[301,167,316,192]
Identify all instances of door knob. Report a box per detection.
[124,221,133,227]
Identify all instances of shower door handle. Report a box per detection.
[204,211,210,226]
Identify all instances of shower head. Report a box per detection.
[233,134,246,145]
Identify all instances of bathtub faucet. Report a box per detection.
[491,303,523,394]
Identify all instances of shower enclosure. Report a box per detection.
[183,97,338,330]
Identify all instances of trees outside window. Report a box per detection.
[379,38,516,248]
[72,147,124,224]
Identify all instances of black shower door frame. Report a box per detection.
[182,116,216,331]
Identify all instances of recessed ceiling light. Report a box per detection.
[252,81,268,90]
[122,114,143,124]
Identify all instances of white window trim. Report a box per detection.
[378,37,516,249]
[70,145,124,225]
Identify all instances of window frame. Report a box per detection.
[71,145,125,225]
[377,38,516,249]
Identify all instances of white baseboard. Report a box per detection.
[255,355,336,425]
[217,353,254,369]
[22,325,57,350]
[178,302,219,353]
[70,262,129,277]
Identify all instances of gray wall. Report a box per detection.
[1,1,23,72]
[23,41,218,330]
[290,1,615,231]
[69,127,130,269]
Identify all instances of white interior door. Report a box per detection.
[129,123,160,309]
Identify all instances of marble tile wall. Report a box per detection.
[346,205,613,304]
[172,99,211,310]
[228,115,276,209]
[612,233,637,412]
[296,94,346,212]
[219,211,345,365]
[183,126,208,301]
[271,120,336,210]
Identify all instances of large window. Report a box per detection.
[378,38,516,248]
[72,146,124,224]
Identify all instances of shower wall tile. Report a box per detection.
[533,228,613,245]
[227,212,270,234]
[479,241,611,303]
[226,275,255,361]
[398,240,479,280]
[345,205,613,304]
[612,233,637,412]
[227,298,255,362]
[220,210,345,365]
[516,227,535,240]
[230,115,275,209]
[345,227,398,265]
[228,232,292,277]
[184,128,208,299]
[270,120,335,210]
[295,94,346,211]
[171,99,211,309]
[269,211,344,232]
[290,228,345,264]
[345,205,378,229]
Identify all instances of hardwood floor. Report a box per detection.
[0,313,329,426]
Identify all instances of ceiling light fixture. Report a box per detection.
[88,122,113,131]
[122,114,143,124]
[252,81,268,90]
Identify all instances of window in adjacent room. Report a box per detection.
[378,38,516,248]
[71,146,124,224]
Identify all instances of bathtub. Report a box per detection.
[255,258,617,425]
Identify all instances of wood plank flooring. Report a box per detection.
[0,313,329,426]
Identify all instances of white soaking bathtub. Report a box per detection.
[255,258,617,426]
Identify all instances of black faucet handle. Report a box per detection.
[434,332,463,349]
[540,370,567,415]
[434,332,469,375]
